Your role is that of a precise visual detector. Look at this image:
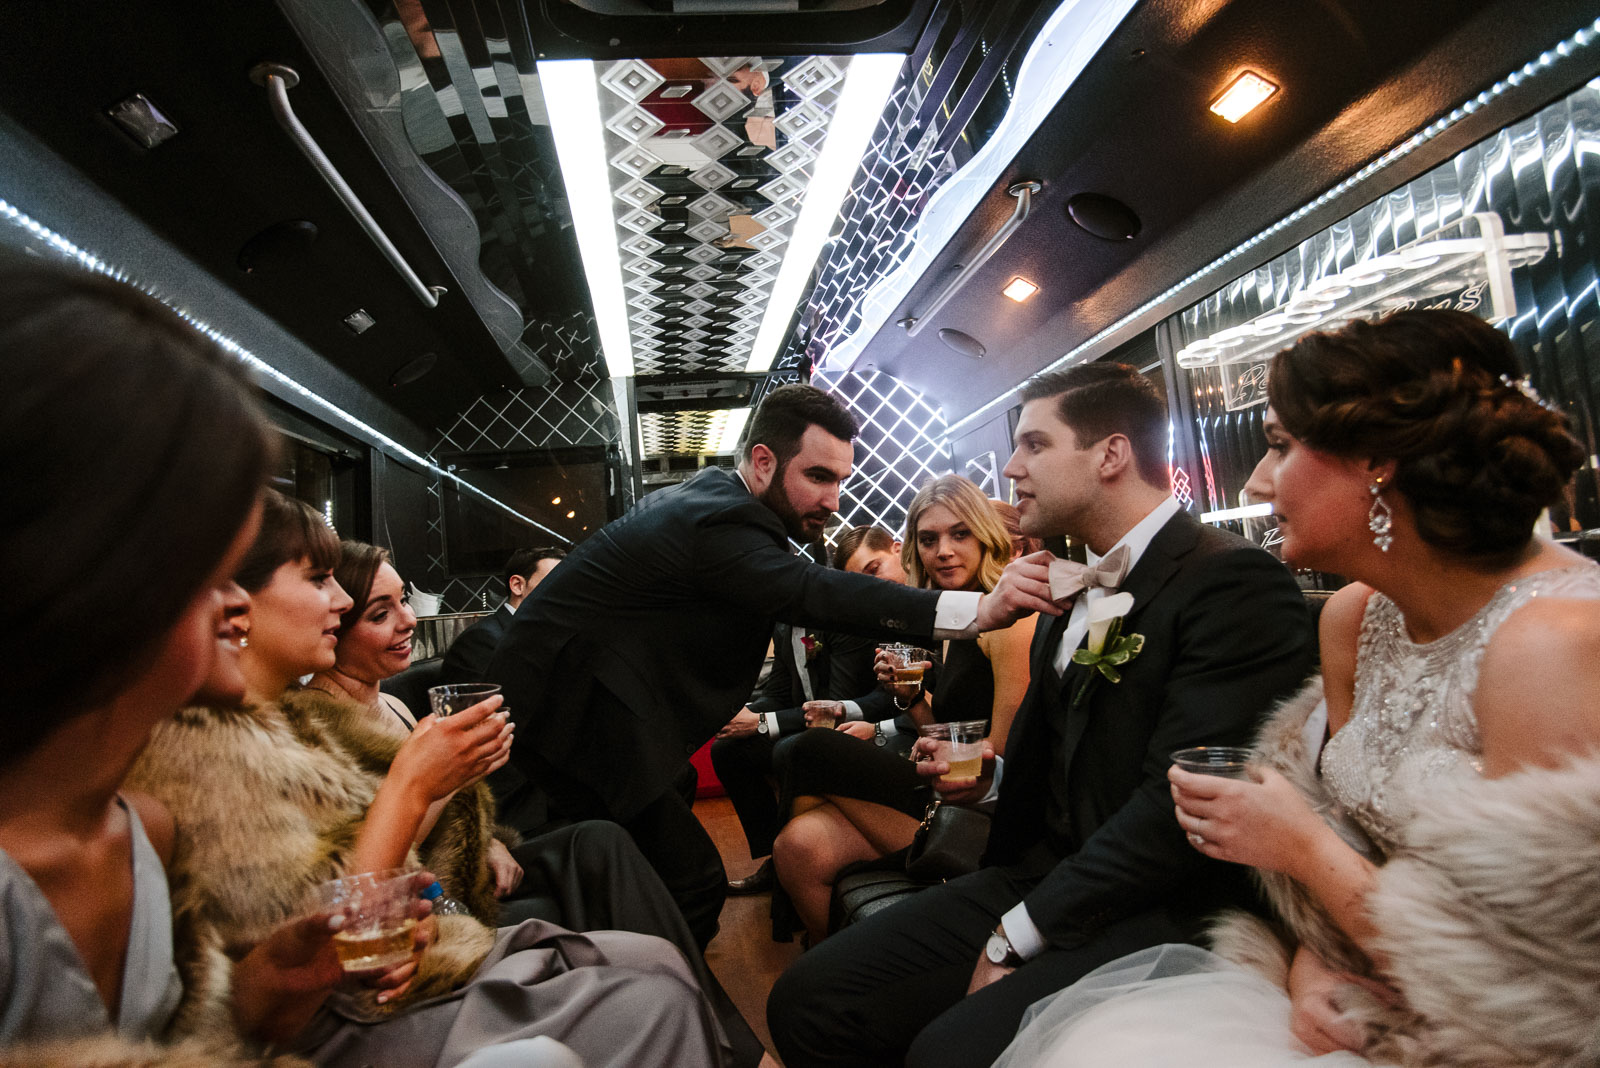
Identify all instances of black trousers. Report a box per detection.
[497,820,765,1068]
[766,865,1199,1068]
[709,731,781,859]
[532,753,727,952]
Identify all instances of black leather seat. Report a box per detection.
[380,657,444,718]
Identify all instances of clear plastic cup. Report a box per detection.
[314,868,420,972]
[427,682,501,717]
[919,719,988,781]
[1170,746,1255,780]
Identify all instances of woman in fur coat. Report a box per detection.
[298,537,770,1067]
[0,259,345,1066]
[128,490,732,1068]
[991,310,1600,1068]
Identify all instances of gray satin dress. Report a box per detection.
[0,798,183,1045]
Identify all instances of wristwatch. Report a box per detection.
[756,714,768,735]
[985,927,1023,967]
[872,721,887,747]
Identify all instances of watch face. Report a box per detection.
[985,932,1007,964]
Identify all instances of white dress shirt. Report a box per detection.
[1001,496,1181,961]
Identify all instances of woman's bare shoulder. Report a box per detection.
[1477,593,1600,777]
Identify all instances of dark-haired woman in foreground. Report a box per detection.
[994,309,1600,1067]
[0,259,343,1061]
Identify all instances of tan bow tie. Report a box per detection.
[1048,545,1131,606]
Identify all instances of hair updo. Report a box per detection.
[1268,309,1584,562]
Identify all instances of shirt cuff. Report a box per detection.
[932,590,983,640]
[762,712,782,737]
[879,718,899,738]
[1001,901,1046,961]
[978,754,1003,804]
[842,701,863,721]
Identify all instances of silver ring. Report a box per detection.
[1187,832,1206,847]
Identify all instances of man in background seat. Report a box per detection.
[440,547,565,685]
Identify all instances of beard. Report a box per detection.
[759,472,831,544]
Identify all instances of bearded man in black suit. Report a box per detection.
[487,385,1047,948]
[768,364,1315,1067]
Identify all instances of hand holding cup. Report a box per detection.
[396,686,513,800]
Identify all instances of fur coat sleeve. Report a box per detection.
[285,689,502,924]
[1208,677,1600,1068]
[125,696,498,1028]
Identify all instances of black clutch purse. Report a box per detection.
[904,798,991,881]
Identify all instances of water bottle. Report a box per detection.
[420,880,470,916]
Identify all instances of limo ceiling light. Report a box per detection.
[746,52,906,373]
[941,15,1600,445]
[715,406,753,454]
[0,198,574,546]
[539,59,634,380]
[1209,71,1278,124]
[1003,276,1039,302]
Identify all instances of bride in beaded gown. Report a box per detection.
[992,310,1600,1068]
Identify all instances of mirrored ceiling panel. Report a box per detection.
[596,56,849,376]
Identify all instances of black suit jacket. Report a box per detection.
[488,468,944,819]
[439,605,512,685]
[987,511,1313,947]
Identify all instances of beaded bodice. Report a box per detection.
[1320,564,1600,855]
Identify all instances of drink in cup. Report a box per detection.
[315,868,420,973]
[1170,746,1255,780]
[427,682,501,717]
[918,720,987,781]
[893,646,933,686]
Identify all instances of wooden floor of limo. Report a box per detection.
[699,795,802,1060]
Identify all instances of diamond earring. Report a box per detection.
[1368,479,1393,552]
[238,634,249,649]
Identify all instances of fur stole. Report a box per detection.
[285,688,502,923]
[126,694,497,1025]
[1209,678,1600,1066]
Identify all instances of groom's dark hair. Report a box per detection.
[1020,363,1169,488]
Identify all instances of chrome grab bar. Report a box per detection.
[901,180,1041,337]
[249,62,445,310]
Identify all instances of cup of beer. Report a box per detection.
[1170,746,1255,780]
[918,720,988,782]
[315,868,421,973]
[427,682,501,717]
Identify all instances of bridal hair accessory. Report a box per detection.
[1368,478,1394,552]
[1498,373,1561,413]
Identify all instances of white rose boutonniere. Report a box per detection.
[1069,592,1144,710]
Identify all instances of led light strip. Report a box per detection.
[747,52,906,373]
[0,197,572,546]
[941,16,1600,444]
[1199,503,1273,523]
[538,59,634,380]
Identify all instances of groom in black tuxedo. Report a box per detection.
[768,364,1314,1067]
[487,385,1048,949]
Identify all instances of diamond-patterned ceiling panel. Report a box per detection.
[596,56,849,377]
[639,409,747,455]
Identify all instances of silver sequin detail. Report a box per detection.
[1320,564,1600,856]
